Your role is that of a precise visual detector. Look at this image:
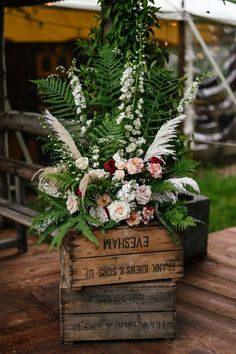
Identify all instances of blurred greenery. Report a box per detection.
[195,166,236,233]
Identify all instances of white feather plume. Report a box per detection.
[44,110,81,160]
[144,115,186,161]
[152,191,177,204]
[152,177,199,204]
[167,177,200,194]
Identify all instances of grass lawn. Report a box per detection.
[195,167,236,233]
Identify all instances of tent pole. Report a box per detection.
[186,14,236,109]
[183,22,195,136]
[179,0,185,77]
[178,20,185,77]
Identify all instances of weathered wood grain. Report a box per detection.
[66,249,183,287]
[60,280,175,314]
[0,157,42,180]
[67,225,181,258]
[61,226,183,288]
[61,312,175,341]
[0,111,46,136]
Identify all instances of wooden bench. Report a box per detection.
[0,111,46,253]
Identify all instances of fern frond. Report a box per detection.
[172,158,199,178]
[32,76,76,120]
[143,68,183,142]
[42,172,77,192]
[162,202,196,231]
[90,45,122,112]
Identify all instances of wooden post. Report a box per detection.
[0,3,4,113]
[178,20,186,78]
[0,3,7,227]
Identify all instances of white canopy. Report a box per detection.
[54,0,236,26]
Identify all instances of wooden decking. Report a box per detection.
[0,227,236,354]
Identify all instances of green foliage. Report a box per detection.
[76,0,168,68]
[91,114,124,161]
[29,192,99,249]
[98,0,160,60]
[32,76,76,120]
[172,158,199,178]
[196,167,236,233]
[90,46,122,111]
[162,202,196,232]
[150,180,176,194]
[143,68,183,142]
[42,172,78,193]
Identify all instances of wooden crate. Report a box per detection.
[60,225,183,288]
[60,279,176,342]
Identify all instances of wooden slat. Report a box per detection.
[0,197,38,217]
[177,282,236,320]
[60,280,175,314]
[0,157,43,180]
[67,226,182,259]
[67,250,183,287]
[0,205,33,226]
[0,111,47,136]
[62,312,175,341]
[0,238,18,249]
[182,270,236,300]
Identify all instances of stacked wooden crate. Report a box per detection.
[60,225,183,343]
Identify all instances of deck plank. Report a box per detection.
[0,228,236,353]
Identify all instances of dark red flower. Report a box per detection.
[104,159,117,174]
[75,187,82,197]
[150,156,163,165]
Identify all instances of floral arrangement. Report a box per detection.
[30,1,202,249]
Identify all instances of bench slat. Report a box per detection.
[0,205,33,227]
[0,157,43,180]
[0,238,19,250]
[0,197,38,218]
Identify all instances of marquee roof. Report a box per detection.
[54,0,236,26]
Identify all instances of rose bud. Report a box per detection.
[150,156,164,165]
[75,187,82,197]
[104,159,117,174]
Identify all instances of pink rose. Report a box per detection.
[126,211,142,227]
[113,169,125,180]
[136,185,152,205]
[125,158,144,175]
[66,194,78,214]
[147,163,162,178]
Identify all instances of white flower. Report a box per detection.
[113,152,126,169]
[89,207,109,225]
[75,157,89,170]
[117,181,137,202]
[108,201,130,223]
[113,169,125,180]
[66,194,79,214]
[136,185,152,205]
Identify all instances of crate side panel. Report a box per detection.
[68,226,181,258]
[62,311,175,341]
[70,250,183,287]
[60,280,176,313]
